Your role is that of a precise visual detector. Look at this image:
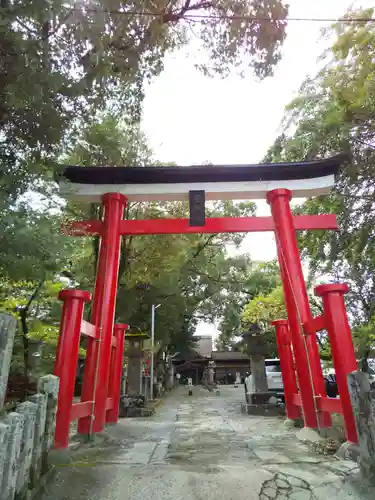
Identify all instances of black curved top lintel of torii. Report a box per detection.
[55,154,346,186]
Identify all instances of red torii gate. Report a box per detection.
[54,155,358,448]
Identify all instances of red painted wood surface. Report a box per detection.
[64,214,338,236]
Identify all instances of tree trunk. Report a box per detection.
[19,309,30,378]
[18,280,44,399]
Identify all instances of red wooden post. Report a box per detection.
[106,324,128,423]
[315,284,358,443]
[78,193,127,434]
[272,320,301,419]
[106,336,116,417]
[276,241,331,427]
[267,188,329,428]
[54,289,91,448]
[78,241,106,434]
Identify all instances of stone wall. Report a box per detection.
[0,313,60,499]
[0,314,17,409]
[347,370,375,485]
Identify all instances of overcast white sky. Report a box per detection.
[141,0,372,340]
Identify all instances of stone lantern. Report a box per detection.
[242,324,275,404]
[126,331,150,396]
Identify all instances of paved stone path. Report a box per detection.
[42,386,374,500]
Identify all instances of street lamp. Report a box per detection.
[150,303,161,400]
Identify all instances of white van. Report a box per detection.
[265,359,284,392]
[269,359,340,398]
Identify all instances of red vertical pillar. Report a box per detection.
[78,237,106,433]
[78,193,126,434]
[106,324,128,424]
[54,289,91,448]
[272,320,301,419]
[276,241,331,427]
[315,284,358,443]
[267,189,329,428]
[107,336,116,414]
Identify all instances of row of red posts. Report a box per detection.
[53,289,128,449]
[268,189,358,443]
[273,284,358,443]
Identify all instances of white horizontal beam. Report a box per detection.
[58,174,335,202]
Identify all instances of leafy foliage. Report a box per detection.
[0,194,84,377]
[0,0,288,200]
[0,201,79,281]
[242,285,284,331]
[215,260,281,349]
[241,285,284,357]
[0,279,68,376]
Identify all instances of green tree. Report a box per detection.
[0,278,67,385]
[0,201,79,281]
[0,201,82,381]
[1,0,288,200]
[241,285,284,357]
[239,283,332,359]
[215,260,281,349]
[264,8,375,368]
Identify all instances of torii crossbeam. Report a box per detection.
[59,156,341,236]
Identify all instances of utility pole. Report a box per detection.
[150,304,161,400]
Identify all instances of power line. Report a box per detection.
[71,7,375,24]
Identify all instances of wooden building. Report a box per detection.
[172,345,250,385]
[211,351,250,384]
[172,346,208,385]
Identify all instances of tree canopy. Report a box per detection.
[1,0,291,377]
[1,0,289,200]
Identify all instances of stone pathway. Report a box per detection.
[42,386,374,500]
